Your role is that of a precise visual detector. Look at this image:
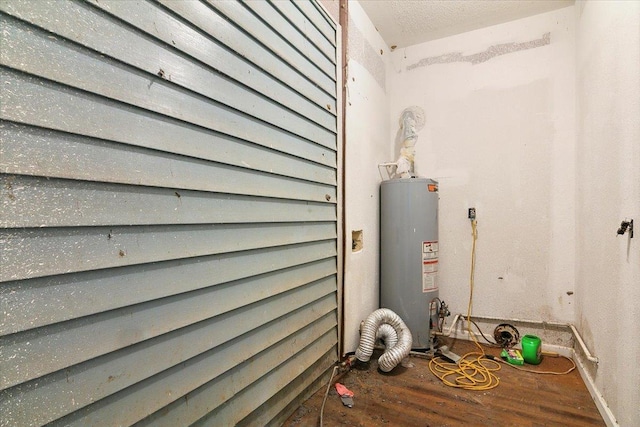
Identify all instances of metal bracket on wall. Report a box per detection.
[378,162,398,180]
[617,219,634,238]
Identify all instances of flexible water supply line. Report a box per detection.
[356,308,412,372]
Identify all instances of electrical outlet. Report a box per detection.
[468,208,476,220]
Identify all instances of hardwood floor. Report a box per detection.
[283,339,604,426]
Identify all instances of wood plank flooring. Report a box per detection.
[283,339,604,426]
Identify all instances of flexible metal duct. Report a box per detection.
[376,323,398,350]
[356,308,412,372]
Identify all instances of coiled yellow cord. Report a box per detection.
[429,352,501,390]
[429,219,502,390]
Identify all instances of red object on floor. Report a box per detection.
[335,382,354,397]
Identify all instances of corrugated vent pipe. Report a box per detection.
[356,308,412,372]
[376,323,398,349]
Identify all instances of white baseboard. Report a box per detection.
[573,351,618,427]
[540,343,573,358]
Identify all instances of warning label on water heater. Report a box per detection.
[422,241,438,292]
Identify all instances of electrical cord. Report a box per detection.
[486,353,576,375]
[469,319,502,347]
[429,352,501,390]
[429,219,502,390]
[319,365,339,427]
[463,320,575,374]
[429,219,576,385]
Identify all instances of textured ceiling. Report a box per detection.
[358,0,574,48]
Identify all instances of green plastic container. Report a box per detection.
[521,335,542,364]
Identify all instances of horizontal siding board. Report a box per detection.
[268,0,336,62]
[307,0,338,30]
[2,288,337,427]
[242,1,335,68]
[1,240,336,335]
[1,262,336,389]
[0,9,335,144]
[139,332,337,427]
[0,123,336,190]
[0,1,338,425]
[84,0,336,132]
[0,80,336,177]
[1,175,336,228]
[205,0,336,91]
[155,0,337,114]
[1,222,336,282]
[192,335,337,427]
[56,301,336,427]
[294,0,337,37]
[239,349,335,427]
[0,35,335,154]
[0,130,336,204]
[153,325,336,427]
[0,94,336,174]
[0,73,337,172]
[0,127,336,203]
[245,356,336,427]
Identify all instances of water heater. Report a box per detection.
[380,178,439,349]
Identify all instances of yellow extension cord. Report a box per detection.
[429,219,577,388]
[429,219,502,390]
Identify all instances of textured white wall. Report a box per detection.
[342,0,392,353]
[387,7,577,324]
[576,1,640,425]
[345,1,639,423]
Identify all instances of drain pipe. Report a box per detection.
[467,314,568,329]
[456,314,599,364]
[433,313,462,337]
[569,324,599,364]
